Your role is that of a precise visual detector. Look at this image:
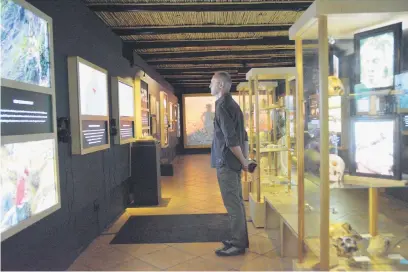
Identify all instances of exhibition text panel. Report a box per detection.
[81,120,108,148]
[0,88,53,136]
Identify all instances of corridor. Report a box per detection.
[68,154,290,271]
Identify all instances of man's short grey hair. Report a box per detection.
[214,71,232,91]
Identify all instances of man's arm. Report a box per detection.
[218,105,248,170]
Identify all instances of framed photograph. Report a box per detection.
[111,77,136,145]
[1,0,55,93]
[182,93,239,148]
[67,56,110,155]
[395,71,408,113]
[354,23,402,91]
[349,116,401,180]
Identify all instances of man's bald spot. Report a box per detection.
[214,71,232,91]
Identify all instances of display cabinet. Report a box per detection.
[289,1,408,270]
[169,102,174,132]
[246,67,297,227]
[176,103,181,138]
[149,94,159,140]
[160,91,169,148]
[237,82,251,201]
[134,78,153,140]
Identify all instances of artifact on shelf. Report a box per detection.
[328,76,345,96]
[329,223,363,258]
[367,226,408,258]
[329,154,346,188]
[367,235,391,258]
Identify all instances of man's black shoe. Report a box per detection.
[215,244,232,254]
[215,246,246,257]
[222,240,233,247]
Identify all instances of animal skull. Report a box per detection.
[330,223,362,258]
[334,235,361,257]
[329,76,345,96]
[329,154,346,188]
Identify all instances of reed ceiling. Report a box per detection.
[84,0,313,91]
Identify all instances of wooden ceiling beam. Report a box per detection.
[88,2,312,12]
[150,57,295,65]
[125,36,294,49]
[156,62,293,70]
[140,49,294,59]
[113,24,290,35]
[163,74,246,78]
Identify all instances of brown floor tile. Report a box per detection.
[112,243,169,258]
[165,256,227,271]
[263,249,280,259]
[68,259,92,271]
[238,255,283,271]
[201,251,260,270]
[248,234,279,255]
[137,246,195,270]
[167,242,221,256]
[247,222,263,236]
[109,257,160,271]
[76,246,134,271]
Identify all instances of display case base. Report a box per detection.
[249,193,265,228]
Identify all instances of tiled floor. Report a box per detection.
[68,154,289,271]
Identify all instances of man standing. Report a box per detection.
[210,71,249,256]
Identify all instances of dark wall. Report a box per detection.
[1,0,176,270]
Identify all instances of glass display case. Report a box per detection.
[246,67,297,228]
[140,81,150,137]
[289,1,408,270]
[160,91,169,147]
[237,82,251,201]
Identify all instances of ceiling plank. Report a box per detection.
[113,24,290,36]
[156,62,294,70]
[87,2,312,12]
[149,57,295,65]
[162,72,245,79]
[125,36,294,49]
[139,49,294,59]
